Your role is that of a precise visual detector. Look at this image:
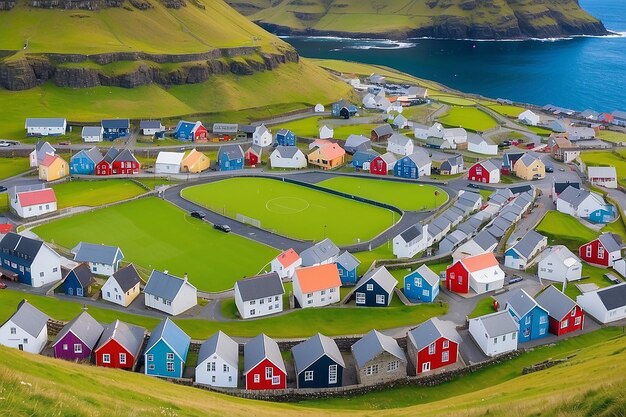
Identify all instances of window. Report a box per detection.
[586,245,592,257]
[339,269,344,276]
[167,362,175,372]
[376,294,385,304]
[74,344,82,354]
[387,361,399,372]
[443,340,449,349]
[52,267,58,273]
[525,316,531,325]
[365,364,379,375]
[571,309,577,317]
[119,353,126,364]
[274,296,279,301]
[212,376,216,383]
[207,362,216,372]
[330,288,336,293]
[428,343,436,355]
[366,284,374,291]
[539,316,547,324]
[575,316,582,326]
[23,338,28,344]
[442,351,449,362]
[260,299,265,305]
[307,300,313,305]
[228,376,233,382]
[415,277,422,287]
[328,365,338,384]
[275,304,280,309]
[512,332,517,339]
[265,367,273,380]
[250,300,256,305]
[540,328,546,335]
[167,353,174,361]
[148,364,155,371]
[598,246,605,259]
[272,376,281,385]
[422,289,430,297]
[223,364,229,372]
[406,283,411,290]
[307,293,312,298]
[493,337,498,344]
[40,272,44,277]
[102,354,111,363]
[254,374,260,383]
[321,290,326,295]
[304,371,314,381]
[355,293,365,304]
[147,354,153,362]
[249,309,255,316]
[268,305,273,311]
[10,327,16,335]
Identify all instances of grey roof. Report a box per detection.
[501,210,519,223]
[557,186,592,208]
[468,133,493,145]
[72,242,123,266]
[458,191,481,206]
[110,264,141,293]
[486,224,506,238]
[580,109,600,118]
[403,150,431,168]
[146,318,190,361]
[372,124,394,137]
[26,118,65,128]
[276,128,291,136]
[473,230,497,250]
[336,251,360,271]
[144,270,194,302]
[247,144,263,155]
[478,159,499,172]
[239,125,257,134]
[415,264,440,287]
[54,311,104,350]
[198,331,239,369]
[113,149,138,163]
[96,320,145,356]
[101,119,129,129]
[235,272,284,302]
[432,216,452,231]
[3,300,49,338]
[506,288,541,317]
[612,110,626,120]
[102,147,120,164]
[509,230,546,259]
[408,318,461,351]
[355,266,397,295]
[517,153,541,167]
[351,330,406,368]
[595,283,626,310]
[84,147,103,165]
[400,224,423,243]
[244,334,285,374]
[388,133,412,146]
[274,146,300,158]
[140,120,162,129]
[535,286,577,320]
[82,126,102,137]
[0,233,45,260]
[67,263,96,288]
[510,185,534,195]
[300,238,340,267]
[475,310,518,337]
[292,333,344,374]
[218,144,244,160]
[378,152,398,165]
[457,219,479,236]
[345,135,371,149]
[598,233,622,253]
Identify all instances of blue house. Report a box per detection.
[144,318,190,378]
[352,149,379,169]
[331,100,358,119]
[174,121,197,141]
[101,119,130,140]
[505,288,549,343]
[0,232,61,288]
[336,251,360,286]
[589,205,615,224]
[276,129,296,146]
[404,264,440,303]
[218,144,245,171]
[291,333,345,389]
[69,147,103,175]
[394,152,431,180]
[63,263,96,297]
[352,266,398,307]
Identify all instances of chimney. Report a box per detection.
[164,270,168,275]
[184,273,188,281]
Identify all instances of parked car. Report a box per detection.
[213,224,231,233]
[508,275,523,284]
[0,186,7,192]
[545,165,554,173]
[559,168,566,172]
[59,141,71,145]
[0,142,9,147]
[0,282,7,289]
[190,211,206,220]
[467,183,480,189]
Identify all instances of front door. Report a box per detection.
[77,288,83,297]
[422,362,431,372]
[18,344,23,351]
[68,288,73,296]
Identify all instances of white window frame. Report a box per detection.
[102,354,111,363]
[328,365,338,384]
[304,370,314,381]
[375,294,385,305]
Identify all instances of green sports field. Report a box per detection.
[318,176,446,211]
[0,157,30,180]
[182,177,396,244]
[438,106,499,132]
[52,180,146,209]
[32,197,278,292]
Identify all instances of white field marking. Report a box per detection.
[265,197,310,214]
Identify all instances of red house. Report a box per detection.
[369,152,397,176]
[468,160,500,183]
[244,334,286,390]
[535,286,584,336]
[94,320,146,370]
[407,318,460,373]
[245,145,262,166]
[579,232,622,268]
[96,147,119,176]
[192,123,208,142]
[112,149,141,175]
[446,252,504,294]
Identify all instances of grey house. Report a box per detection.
[71,242,124,276]
[351,329,407,385]
[345,134,372,154]
[300,238,340,267]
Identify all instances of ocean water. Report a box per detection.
[283,0,625,111]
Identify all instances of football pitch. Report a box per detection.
[182,177,397,245]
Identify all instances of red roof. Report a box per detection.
[40,154,60,167]
[0,223,12,234]
[17,188,57,207]
[461,252,499,272]
[276,248,300,267]
[295,264,341,293]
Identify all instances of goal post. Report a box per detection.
[236,213,262,228]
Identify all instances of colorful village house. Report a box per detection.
[95,320,146,370]
[0,232,61,287]
[101,119,130,140]
[535,286,584,336]
[63,263,96,297]
[71,242,124,276]
[351,330,407,385]
[292,333,345,389]
[293,264,341,308]
[446,252,505,294]
[394,151,431,179]
[112,149,141,175]
[144,318,190,378]
[70,147,103,175]
[504,288,549,342]
[218,144,245,171]
[407,318,461,373]
[307,141,346,170]
[276,129,296,146]
[369,152,397,176]
[244,334,287,390]
[468,160,500,183]
[244,145,263,166]
[95,148,120,176]
[174,121,208,142]
[9,186,57,219]
[39,154,69,181]
[579,233,622,268]
[181,149,210,173]
[101,264,142,308]
[404,264,440,303]
[29,141,56,168]
[0,300,49,354]
[335,250,360,285]
[351,266,397,307]
[270,248,302,280]
[195,331,239,388]
[52,311,104,361]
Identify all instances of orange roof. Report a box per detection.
[461,252,499,272]
[277,248,300,267]
[18,188,57,207]
[183,149,201,164]
[41,154,60,167]
[318,143,346,160]
[295,264,341,293]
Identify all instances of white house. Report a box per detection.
[469,310,519,357]
[300,238,340,267]
[25,118,66,136]
[587,166,618,189]
[413,122,444,140]
[556,186,612,219]
[270,146,307,169]
[81,126,103,143]
[234,273,285,319]
[504,230,548,270]
[577,283,626,324]
[387,134,414,156]
[452,231,498,262]
[155,152,184,174]
[71,242,124,276]
[614,258,626,277]
[314,104,325,113]
[196,331,239,387]
[518,110,540,126]
[468,134,498,155]
[101,264,142,307]
[140,120,165,136]
[537,245,582,283]
[0,232,61,288]
[270,248,302,280]
[393,223,428,259]
[252,125,272,147]
[29,141,56,168]
[362,93,377,109]
[393,114,409,129]
[443,128,468,146]
[319,125,334,139]
[143,270,197,316]
[0,300,49,354]
[293,264,341,308]
[9,186,57,219]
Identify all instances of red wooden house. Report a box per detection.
[245,145,262,166]
[369,152,397,176]
[579,233,622,268]
[112,149,141,175]
[244,334,287,390]
[94,320,145,370]
[468,160,499,183]
[407,318,460,373]
[96,147,119,176]
[535,286,584,336]
[191,123,208,142]
[446,252,504,294]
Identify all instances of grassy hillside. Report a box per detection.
[1,330,625,416]
[228,0,606,39]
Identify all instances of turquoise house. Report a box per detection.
[69,148,103,175]
[505,288,549,343]
[144,318,190,378]
[403,264,440,303]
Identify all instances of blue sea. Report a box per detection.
[283,0,625,112]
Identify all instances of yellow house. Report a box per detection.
[513,153,545,181]
[181,149,210,173]
[39,154,69,181]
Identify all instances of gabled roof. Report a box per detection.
[355,266,397,295]
[198,331,239,369]
[399,223,424,243]
[140,120,163,129]
[517,153,542,168]
[275,248,300,268]
[476,159,499,172]
[508,230,546,259]
[588,166,617,179]
[408,318,461,351]
[351,330,406,368]
[181,149,206,167]
[235,273,284,302]
[26,118,66,128]
[553,181,580,194]
[156,152,185,166]
[535,286,577,320]
[246,144,263,156]
[2,300,49,338]
[144,270,196,302]
[83,147,104,165]
[372,124,394,137]
[597,233,622,253]
[506,288,542,318]
[595,282,626,310]
[40,154,62,167]
[336,251,360,271]
[295,264,341,293]
[314,143,345,160]
[82,126,103,137]
[443,127,467,138]
[461,252,499,272]
[273,146,301,159]
[474,310,518,337]
[510,185,534,195]
[244,333,285,374]
[413,264,440,287]
[540,245,580,268]
[276,128,293,137]
[110,264,142,293]
[612,110,626,120]
[377,152,398,165]
[468,134,494,146]
[101,119,130,129]
[388,133,412,146]
[292,333,344,374]
[0,233,46,261]
[17,188,57,207]
[102,147,120,164]
[66,263,96,288]
[54,311,104,350]
[300,238,340,267]
[113,149,138,164]
[96,320,145,356]
[146,318,190,361]
[345,134,370,148]
[402,151,430,168]
[558,186,604,209]
[352,149,380,161]
[72,242,123,266]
